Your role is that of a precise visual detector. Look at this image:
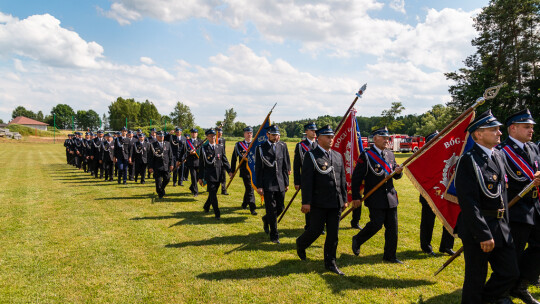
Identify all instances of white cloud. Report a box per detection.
[390,0,406,14]
[140,56,154,65]
[0,13,104,68]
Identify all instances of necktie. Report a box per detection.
[271,143,275,152]
[523,144,532,163]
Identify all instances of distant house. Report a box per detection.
[9,116,49,131]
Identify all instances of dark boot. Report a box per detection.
[510,279,539,304]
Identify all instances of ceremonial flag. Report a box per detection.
[332,108,362,202]
[444,134,474,203]
[404,112,475,234]
[247,119,270,190]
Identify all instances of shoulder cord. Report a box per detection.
[259,146,276,168]
[471,157,502,199]
[308,151,333,174]
[366,151,386,176]
[171,137,179,146]
[201,147,216,165]
[150,143,164,157]
[502,152,528,182]
[299,143,309,163]
[134,142,144,154]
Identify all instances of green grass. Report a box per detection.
[0,142,536,303]
[4,124,57,137]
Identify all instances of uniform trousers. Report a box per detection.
[297,207,341,266]
[461,240,519,303]
[117,159,128,183]
[510,214,540,282]
[262,191,285,241]
[203,182,221,218]
[134,161,147,182]
[420,197,455,252]
[153,170,170,197]
[241,175,256,211]
[188,166,198,194]
[104,161,114,180]
[353,207,398,260]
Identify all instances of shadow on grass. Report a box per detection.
[132,208,250,226]
[197,259,434,293]
[417,288,462,304]
[165,228,306,252]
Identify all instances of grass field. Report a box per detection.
[0,142,537,303]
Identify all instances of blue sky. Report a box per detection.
[0,0,488,127]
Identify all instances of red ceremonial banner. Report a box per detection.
[332,109,361,203]
[404,112,475,234]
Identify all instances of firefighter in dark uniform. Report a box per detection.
[148,131,174,199]
[454,110,519,304]
[130,133,149,184]
[114,127,131,184]
[498,109,540,304]
[64,134,73,164]
[186,128,202,197]
[72,132,83,169]
[114,131,121,177]
[296,125,348,275]
[91,130,105,179]
[231,126,257,215]
[170,127,187,187]
[127,130,137,181]
[147,128,157,179]
[293,122,318,230]
[217,128,229,195]
[255,125,291,244]
[419,130,455,256]
[100,133,115,181]
[199,129,232,219]
[351,127,404,263]
[82,132,91,173]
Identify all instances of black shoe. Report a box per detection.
[250,210,258,216]
[135,179,138,183]
[215,216,221,220]
[141,181,145,184]
[241,204,247,210]
[351,222,362,230]
[296,245,306,260]
[439,248,456,256]
[325,264,345,276]
[173,183,176,187]
[221,191,229,195]
[352,236,360,256]
[129,177,134,181]
[383,258,403,264]
[158,194,164,199]
[271,239,280,244]
[118,180,121,184]
[179,183,184,186]
[490,297,516,304]
[423,250,437,257]
[262,217,269,234]
[321,230,325,235]
[123,181,127,185]
[193,193,198,198]
[510,280,539,304]
[203,207,209,213]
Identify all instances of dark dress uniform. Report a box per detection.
[114,131,131,184]
[296,125,347,275]
[73,133,83,169]
[498,109,540,303]
[100,135,115,181]
[148,136,174,199]
[91,132,105,178]
[231,129,257,214]
[64,136,72,164]
[455,110,519,304]
[419,131,455,255]
[186,132,202,196]
[255,125,290,243]
[351,127,403,263]
[218,134,229,195]
[82,134,92,173]
[130,135,149,184]
[293,133,318,230]
[147,128,157,179]
[128,132,137,180]
[169,129,187,186]
[199,130,231,219]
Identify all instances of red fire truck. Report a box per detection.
[399,135,425,153]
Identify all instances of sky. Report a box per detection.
[0,0,488,127]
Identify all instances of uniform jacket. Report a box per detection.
[92,137,104,160]
[301,147,347,209]
[351,144,402,208]
[255,140,290,191]
[455,143,512,247]
[293,139,318,186]
[199,143,231,183]
[218,137,226,148]
[497,138,540,225]
[114,136,131,160]
[185,138,202,167]
[130,140,149,164]
[72,137,83,155]
[231,140,252,178]
[148,141,174,172]
[100,140,115,162]
[169,135,187,163]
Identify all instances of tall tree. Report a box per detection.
[170,101,195,129]
[379,102,405,132]
[50,104,75,129]
[12,106,36,119]
[108,97,141,130]
[36,111,44,122]
[76,109,101,130]
[446,0,540,139]
[222,108,237,134]
[139,100,161,125]
[101,113,108,130]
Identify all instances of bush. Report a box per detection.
[6,124,57,137]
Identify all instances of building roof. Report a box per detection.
[9,116,49,126]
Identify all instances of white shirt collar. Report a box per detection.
[318,145,330,154]
[508,136,525,149]
[476,143,493,159]
[373,145,383,155]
